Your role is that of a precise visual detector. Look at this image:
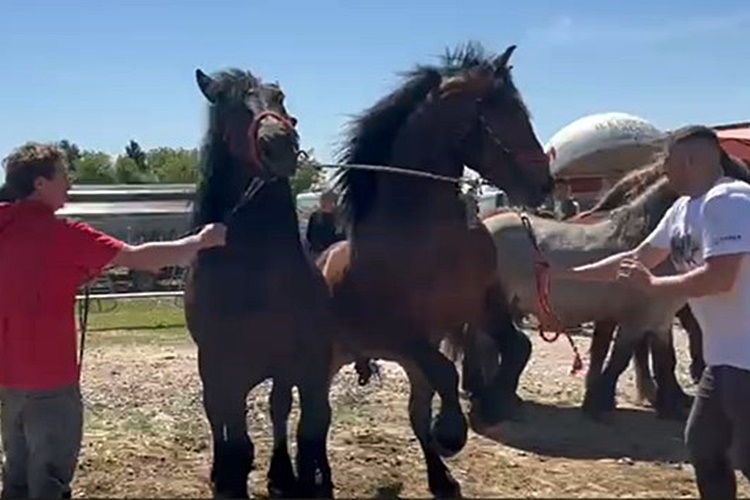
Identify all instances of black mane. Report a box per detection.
[190,68,262,228]
[334,41,529,228]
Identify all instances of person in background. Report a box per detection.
[0,142,227,499]
[305,189,345,259]
[551,125,750,500]
[552,179,580,220]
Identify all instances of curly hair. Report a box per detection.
[2,142,67,199]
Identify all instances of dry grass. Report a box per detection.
[4,300,750,498]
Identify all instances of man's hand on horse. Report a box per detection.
[616,257,655,290]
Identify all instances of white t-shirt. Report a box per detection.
[644,176,750,371]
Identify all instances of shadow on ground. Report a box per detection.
[472,400,688,464]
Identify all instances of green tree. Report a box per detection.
[113,156,153,184]
[124,140,148,172]
[73,151,115,184]
[58,140,81,173]
[290,148,323,196]
[146,147,200,183]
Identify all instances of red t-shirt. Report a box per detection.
[0,200,125,389]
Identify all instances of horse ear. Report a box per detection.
[493,45,517,73]
[196,69,220,103]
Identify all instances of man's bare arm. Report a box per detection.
[111,223,226,272]
[551,242,671,283]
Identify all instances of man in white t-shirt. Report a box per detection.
[552,125,750,499]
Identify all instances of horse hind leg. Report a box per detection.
[468,285,530,427]
[582,324,642,420]
[199,351,257,498]
[586,320,616,396]
[650,327,692,421]
[403,362,461,498]
[267,379,297,498]
[677,305,705,383]
[631,333,658,407]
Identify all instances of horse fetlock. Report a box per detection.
[212,438,253,499]
[431,406,468,458]
[295,438,333,498]
[267,446,297,498]
[581,381,616,419]
[654,386,692,421]
[427,466,462,499]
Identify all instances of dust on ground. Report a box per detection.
[10,324,750,498]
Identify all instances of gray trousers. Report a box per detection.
[685,365,750,500]
[0,385,82,499]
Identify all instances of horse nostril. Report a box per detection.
[289,116,298,127]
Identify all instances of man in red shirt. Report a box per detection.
[0,142,226,498]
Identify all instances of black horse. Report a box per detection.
[183,68,336,498]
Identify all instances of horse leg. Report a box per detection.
[406,338,468,458]
[199,350,257,498]
[651,327,692,421]
[586,320,616,395]
[677,306,705,383]
[403,362,461,498]
[459,325,497,399]
[633,333,658,407]
[267,379,297,498]
[295,346,334,498]
[582,324,641,420]
[470,285,530,426]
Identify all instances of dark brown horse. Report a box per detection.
[316,42,553,497]
[183,68,336,498]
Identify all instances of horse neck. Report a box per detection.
[606,178,676,247]
[231,178,301,246]
[357,117,466,238]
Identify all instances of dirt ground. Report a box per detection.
[7,320,750,498]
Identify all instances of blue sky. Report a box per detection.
[1,0,749,184]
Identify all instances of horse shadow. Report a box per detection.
[471,400,688,464]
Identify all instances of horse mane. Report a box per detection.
[334,41,530,228]
[585,154,665,214]
[189,68,263,228]
[603,151,750,247]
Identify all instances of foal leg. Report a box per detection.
[582,324,642,420]
[406,338,468,458]
[586,320,616,395]
[650,328,692,421]
[267,379,297,497]
[470,284,530,426]
[403,362,461,498]
[199,350,257,498]
[677,306,705,383]
[633,333,658,407]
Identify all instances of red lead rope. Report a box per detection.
[520,213,584,375]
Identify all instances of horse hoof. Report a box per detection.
[471,393,524,430]
[296,481,334,499]
[429,471,462,499]
[581,393,615,422]
[432,410,468,458]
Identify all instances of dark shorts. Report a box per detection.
[0,384,82,499]
[685,364,750,499]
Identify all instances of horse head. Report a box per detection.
[426,43,553,207]
[196,68,300,183]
